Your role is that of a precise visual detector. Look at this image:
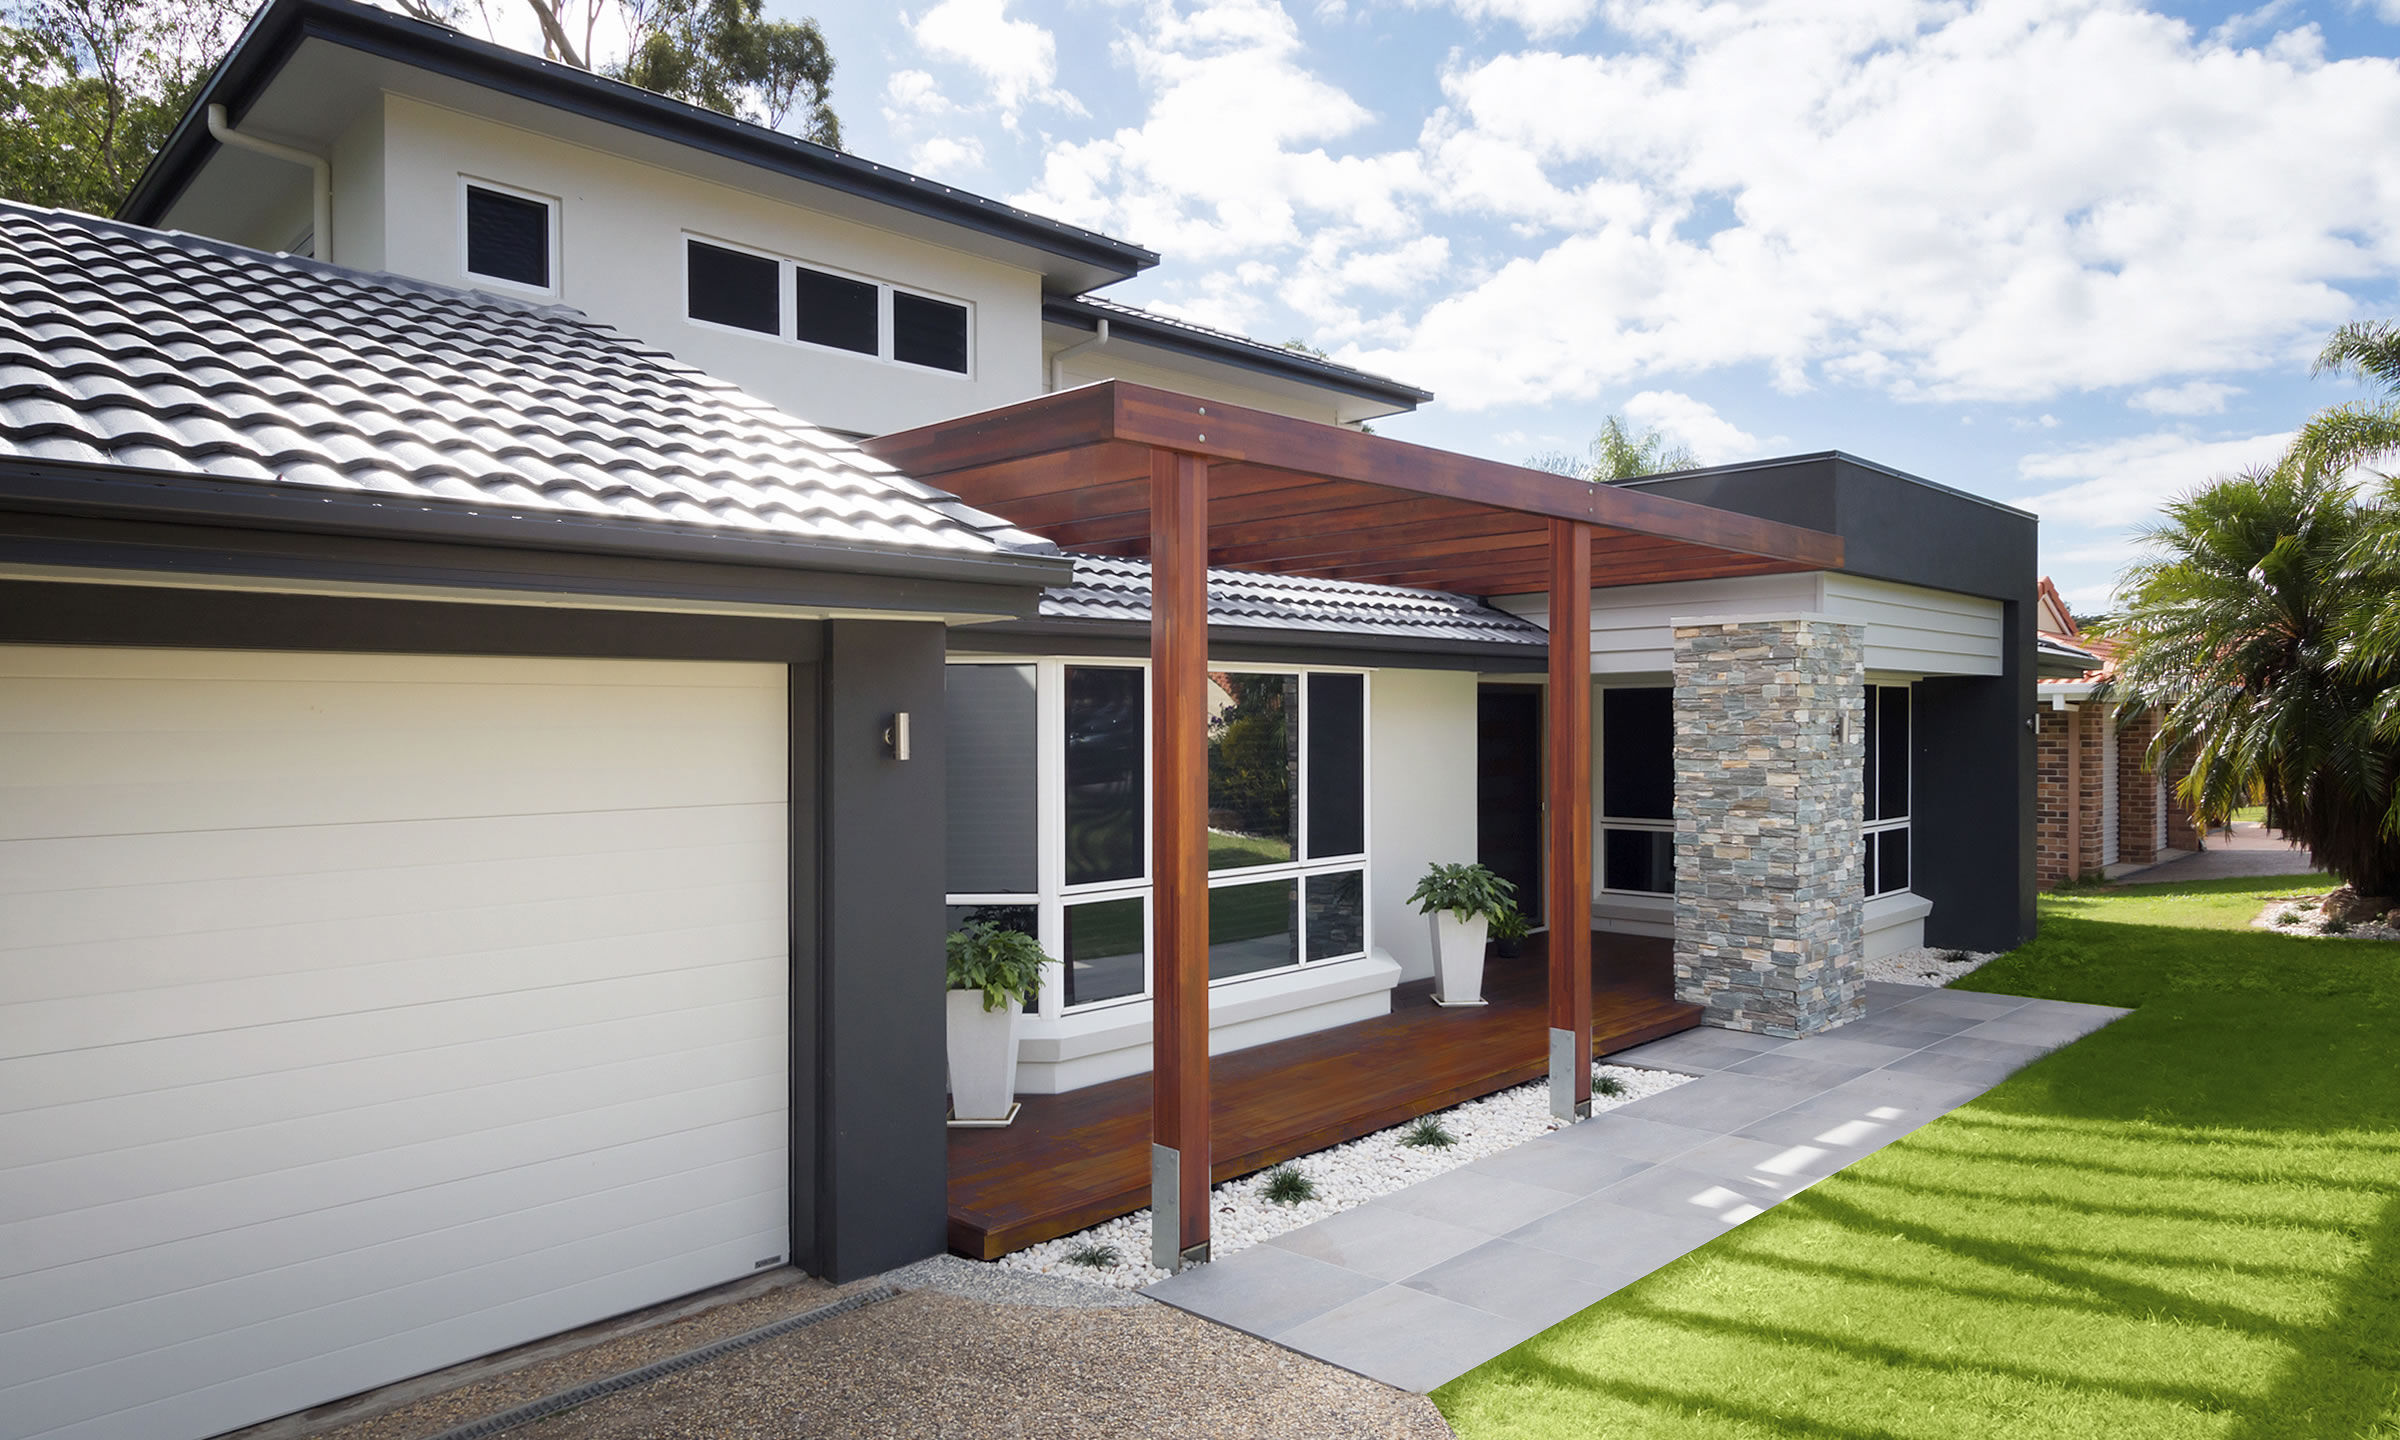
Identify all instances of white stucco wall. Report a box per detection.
[373,94,1046,435]
[1050,341,1351,426]
[1370,668,1481,983]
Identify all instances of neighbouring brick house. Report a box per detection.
[2034,578,2203,886]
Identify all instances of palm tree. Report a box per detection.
[1527,415,1699,482]
[2108,463,2400,896]
[2295,321,2400,479]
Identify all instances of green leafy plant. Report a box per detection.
[2325,915,2352,935]
[1593,1072,1626,1099]
[2274,908,2304,926]
[1408,862,1517,923]
[1400,1115,1456,1149]
[1942,949,1972,965]
[1488,904,1531,943]
[1261,1164,1316,1206]
[944,921,1049,1013]
[1062,1242,1118,1268]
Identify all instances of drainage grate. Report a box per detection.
[424,1284,899,1440]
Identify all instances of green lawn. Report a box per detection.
[1434,873,2400,1439]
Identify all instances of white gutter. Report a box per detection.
[206,104,331,264]
[1048,318,1108,392]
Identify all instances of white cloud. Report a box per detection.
[2017,429,2295,530]
[910,135,987,177]
[909,0,1084,121]
[883,69,956,122]
[1436,0,1602,40]
[1620,390,1762,465]
[2130,380,2244,415]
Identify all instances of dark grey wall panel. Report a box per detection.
[816,619,952,1279]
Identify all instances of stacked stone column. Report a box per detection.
[1671,617,1866,1036]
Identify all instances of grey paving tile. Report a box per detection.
[1614,1072,1809,1131]
[1721,1050,1877,1092]
[1143,1242,1382,1338]
[1275,1282,1531,1393]
[1376,1166,1582,1236]
[1863,980,1929,1008]
[1400,1237,1621,1328]
[1885,989,2030,1021]
[1467,1135,1657,1197]
[1732,1092,1946,1150]
[1262,1202,1491,1283]
[1546,1111,1720,1164]
[1925,1033,2053,1065]
[1770,1034,1927,1068]
[1608,1028,1790,1071]
[1814,1068,1989,1110]
[2018,997,2133,1025]
[1590,1162,1785,1227]
[1836,1015,1985,1048]
[1671,1130,1827,1182]
[1880,1050,2020,1088]
[1956,1015,2092,1049]
[1504,1194,1727,1273]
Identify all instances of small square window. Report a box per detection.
[687,239,780,335]
[464,184,550,289]
[795,265,879,355]
[893,290,969,373]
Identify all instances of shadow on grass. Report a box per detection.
[1435,882,2400,1440]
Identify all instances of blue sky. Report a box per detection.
[522,0,2400,613]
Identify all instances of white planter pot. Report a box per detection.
[946,989,1022,1122]
[1429,912,1491,1006]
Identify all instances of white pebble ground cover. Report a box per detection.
[2253,894,2400,941]
[1867,944,1999,987]
[994,1063,1692,1290]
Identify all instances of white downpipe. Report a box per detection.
[206,104,331,264]
[1048,318,1108,392]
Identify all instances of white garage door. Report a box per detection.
[0,647,791,1440]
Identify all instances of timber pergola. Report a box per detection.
[868,381,1844,1272]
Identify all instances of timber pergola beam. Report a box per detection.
[867,381,1844,1272]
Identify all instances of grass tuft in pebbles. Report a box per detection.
[1261,1164,1317,1206]
[1593,1072,1626,1099]
[1399,1115,1457,1149]
[1062,1243,1119,1269]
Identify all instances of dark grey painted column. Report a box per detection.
[1913,597,2039,952]
[816,619,950,1280]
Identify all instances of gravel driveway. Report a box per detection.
[299,1266,1451,1440]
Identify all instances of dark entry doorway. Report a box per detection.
[1476,683,1544,927]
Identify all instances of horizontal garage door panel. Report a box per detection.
[0,648,792,1440]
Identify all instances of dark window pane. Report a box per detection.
[1601,688,1673,820]
[1304,870,1364,961]
[1065,666,1144,886]
[1875,827,1910,895]
[1877,686,1911,820]
[1208,673,1296,870]
[947,904,1039,1007]
[1601,827,1673,894]
[687,239,779,334]
[892,289,969,372]
[944,664,1037,893]
[1305,673,1365,859]
[795,264,879,354]
[1064,897,1144,1007]
[1864,835,1877,896]
[465,185,548,288]
[1208,880,1296,980]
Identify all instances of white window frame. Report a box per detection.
[458,175,560,298]
[1595,683,1674,897]
[680,235,976,379]
[941,656,1372,1019]
[680,230,787,341]
[1864,683,1912,898]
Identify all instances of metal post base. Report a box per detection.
[1549,1026,1589,1123]
[1151,1144,1183,1272]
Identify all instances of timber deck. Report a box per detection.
[946,932,1699,1260]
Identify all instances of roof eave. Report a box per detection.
[119,0,1158,290]
[1044,298,1434,410]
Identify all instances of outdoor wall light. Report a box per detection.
[884,711,911,761]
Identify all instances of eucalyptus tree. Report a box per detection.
[1528,415,1699,482]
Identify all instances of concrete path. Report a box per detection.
[2122,821,2318,883]
[1144,981,2127,1393]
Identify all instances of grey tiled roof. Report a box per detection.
[1044,554,1547,645]
[0,202,1052,562]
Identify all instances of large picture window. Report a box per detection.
[680,234,973,374]
[1599,687,1674,895]
[942,659,1371,1017]
[1864,684,1911,896]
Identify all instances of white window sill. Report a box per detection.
[1865,891,1933,927]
